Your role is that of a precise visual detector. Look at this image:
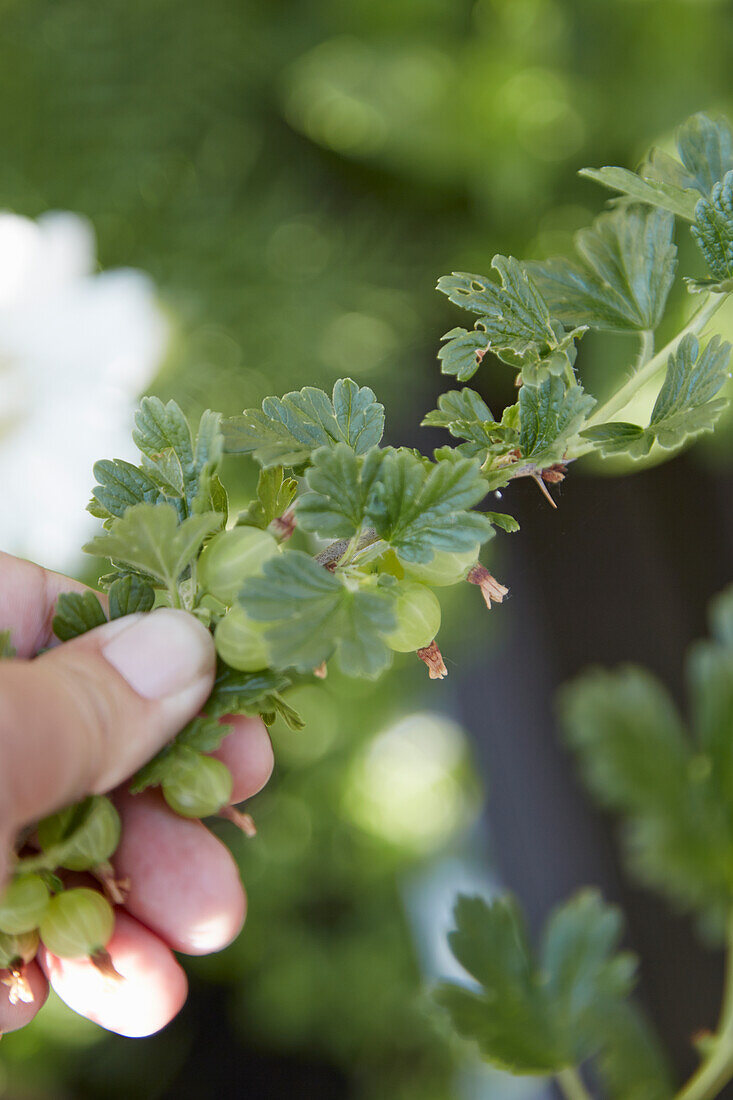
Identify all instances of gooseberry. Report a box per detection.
[0,929,39,969]
[39,888,114,959]
[402,546,479,587]
[383,582,441,653]
[214,605,271,671]
[198,526,279,605]
[0,875,50,935]
[161,748,233,819]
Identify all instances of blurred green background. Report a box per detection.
[1,1,733,1097]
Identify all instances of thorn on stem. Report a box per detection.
[531,473,558,508]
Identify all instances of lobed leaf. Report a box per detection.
[519,376,596,467]
[133,398,224,516]
[238,466,297,530]
[559,665,730,920]
[366,450,493,563]
[529,207,677,334]
[296,444,384,540]
[436,257,576,382]
[239,549,395,677]
[436,895,563,1074]
[579,114,733,223]
[53,592,108,642]
[541,890,636,1061]
[692,169,733,282]
[88,459,164,522]
[595,1003,674,1100]
[108,574,156,619]
[579,166,699,222]
[437,891,638,1076]
[223,378,384,467]
[83,503,221,592]
[582,334,730,458]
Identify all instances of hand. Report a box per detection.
[0,552,274,1037]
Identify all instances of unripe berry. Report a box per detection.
[383,582,441,652]
[162,748,233,819]
[198,526,279,605]
[0,929,39,969]
[0,875,50,935]
[215,605,271,671]
[402,546,479,587]
[39,888,114,959]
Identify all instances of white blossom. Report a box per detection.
[0,211,168,572]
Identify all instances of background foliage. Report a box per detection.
[1,1,733,1097]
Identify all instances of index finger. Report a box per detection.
[0,552,98,658]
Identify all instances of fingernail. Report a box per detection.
[102,609,215,699]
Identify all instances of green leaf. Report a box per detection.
[177,714,231,753]
[485,511,520,533]
[205,663,296,722]
[133,398,224,515]
[129,745,179,794]
[223,378,384,467]
[579,166,699,222]
[675,113,733,196]
[83,503,221,591]
[437,891,637,1076]
[579,115,733,223]
[436,894,563,1074]
[296,445,494,562]
[238,466,297,530]
[519,376,596,467]
[422,389,500,445]
[437,257,557,356]
[541,890,636,1061]
[0,630,16,658]
[366,450,493,563]
[296,445,384,540]
[436,257,577,381]
[559,666,729,919]
[581,334,730,458]
[595,1003,674,1100]
[529,207,677,333]
[423,389,520,473]
[240,549,395,677]
[88,459,164,522]
[191,409,225,515]
[108,574,156,619]
[52,592,108,641]
[437,327,492,382]
[692,169,733,281]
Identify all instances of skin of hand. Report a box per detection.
[0,552,274,1037]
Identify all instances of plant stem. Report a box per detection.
[675,911,733,1100]
[556,1067,592,1100]
[637,328,655,368]
[567,292,725,459]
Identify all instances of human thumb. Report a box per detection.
[0,609,216,857]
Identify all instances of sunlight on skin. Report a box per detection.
[39,913,188,1038]
[0,556,276,1035]
[1,717,273,1035]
